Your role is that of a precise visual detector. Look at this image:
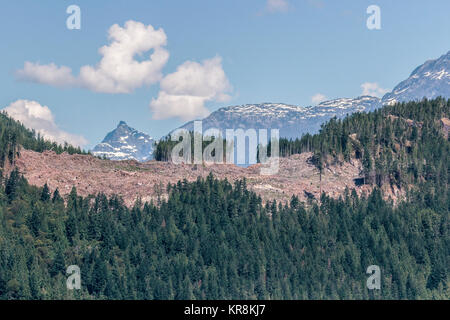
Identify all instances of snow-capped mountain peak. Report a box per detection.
[382,50,450,105]
[92,121,154,162]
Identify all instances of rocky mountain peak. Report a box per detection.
[92,122,154,162]
[382,51,450,105]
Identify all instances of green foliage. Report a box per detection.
[277,98,450,189]
[0,111,88,167]
[0,171,447,300]
[0,99,448,300]
[154,131,229,162]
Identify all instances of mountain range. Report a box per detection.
[92,50,450,161]
[178,96,382,139]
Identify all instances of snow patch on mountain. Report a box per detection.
[92,121,154,161]
[177,96,381,139]
[382,51,450,105]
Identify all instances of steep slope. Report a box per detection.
[382,50,450,104]
[0,111,86,167]
[92,121,154,161]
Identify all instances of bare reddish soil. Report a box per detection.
[11,149,382,206]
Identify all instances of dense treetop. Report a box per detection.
[0,99,448,300]
[0,111,87,168]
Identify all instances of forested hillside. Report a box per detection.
[0,99,448,300]
[275,98,449,190]
[0,111,87,167]
[0,173,448,299]
[155,98,449,193]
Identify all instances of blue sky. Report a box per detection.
[1,0,449,149]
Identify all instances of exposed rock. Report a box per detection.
[439,117,450,138]
[92,121,154,161]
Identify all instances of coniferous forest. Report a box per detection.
[0,99,448,299]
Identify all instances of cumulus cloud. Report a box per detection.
[361,82,390,98]
[16,21,169,93]
[2,100,87,147]
[78,21,169,93]
[150,56,231,121]
[311,93,327,104]
[266,0,289,13]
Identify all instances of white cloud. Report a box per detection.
[361,82,390,98]
[311,93,327,104]
[2,100,87,147]
[150,56,231,121]
[16,62,77,87]
[79,21,169,93]
[16,21,169,94]
[266,0,289,13]
[150,93,211,121]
